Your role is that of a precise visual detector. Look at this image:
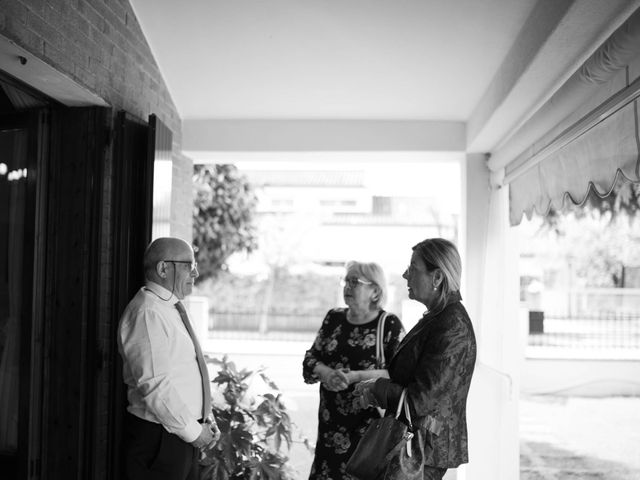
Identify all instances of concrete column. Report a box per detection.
[460,153,490,325]
[459,154,520,480]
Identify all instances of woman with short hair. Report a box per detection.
[303,261,405,479]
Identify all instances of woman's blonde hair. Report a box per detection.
[412,238,461,311]
[345,260,388,309]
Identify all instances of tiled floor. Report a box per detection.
[520,395,640,480]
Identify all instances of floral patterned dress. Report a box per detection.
[303,308,405,480]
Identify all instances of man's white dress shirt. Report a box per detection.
[118,281,203,443]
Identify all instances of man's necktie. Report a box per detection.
[175,301,211,419]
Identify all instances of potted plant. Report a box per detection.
[200,355,312,480]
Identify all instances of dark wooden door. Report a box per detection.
[0,110,49,480]
[42,106,110,480]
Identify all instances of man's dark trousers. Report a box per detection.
[124,412,199,480]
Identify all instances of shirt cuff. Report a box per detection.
[175,418,203,443]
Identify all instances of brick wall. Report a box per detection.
[0,0,179,134]
[0,0,193,238]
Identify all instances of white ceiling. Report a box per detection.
[129,0,640,153]
[130,0,534,121]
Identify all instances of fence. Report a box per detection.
[213,308,640,349]
[209,310,325,333]
[528,312,640,349]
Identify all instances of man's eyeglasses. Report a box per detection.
[341,277,373,288]
[164,260,198,271]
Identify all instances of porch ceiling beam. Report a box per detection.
[467,0,640,156]
[182,119,465,152]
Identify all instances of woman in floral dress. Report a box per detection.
[303,261,405,479]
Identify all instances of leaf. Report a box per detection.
[212,462,230,480]
[231,410,245,423]
[261,393,276,402]
[259,372,280,391]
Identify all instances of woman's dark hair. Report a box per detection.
[412,238,461,311]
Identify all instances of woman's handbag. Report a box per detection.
[346,389,422,480]
[385,428,425,480]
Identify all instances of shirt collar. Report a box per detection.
[143,280,180,305]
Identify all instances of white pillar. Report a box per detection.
[460,154,520,480]
[460,153,490,325]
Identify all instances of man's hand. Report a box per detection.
[191,422,219,451]
[205,417,221,446]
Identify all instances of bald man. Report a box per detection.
[118,237,220,480]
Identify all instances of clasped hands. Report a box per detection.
[191,416,221,451]
[316,364,378,409]
[319,367,351,392]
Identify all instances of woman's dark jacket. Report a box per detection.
[371,292,476,468]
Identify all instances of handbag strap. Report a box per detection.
[394,388,412,427]
[395,388,414,457]
[375,311,388,368]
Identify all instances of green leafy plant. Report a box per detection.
[200,356,312,480]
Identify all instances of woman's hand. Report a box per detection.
[343,368,388,384]
[341,369,361,385]
[328,369,349,391]
[314,364,349,391]
[352,379,379,409]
